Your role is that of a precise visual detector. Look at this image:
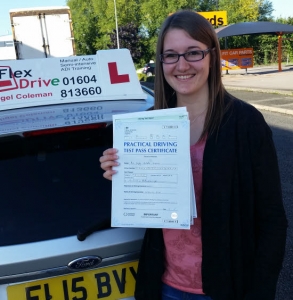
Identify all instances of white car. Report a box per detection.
[0,50,154,300]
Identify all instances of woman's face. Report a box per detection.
[162,29,211,100]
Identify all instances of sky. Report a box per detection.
[0,0,292,37]
[0,0,67,36]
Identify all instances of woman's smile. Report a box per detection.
[176,74,195,80]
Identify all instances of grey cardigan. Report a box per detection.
[134,97,288,300]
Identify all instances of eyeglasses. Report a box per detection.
[160,48,212,64]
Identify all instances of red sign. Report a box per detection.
[108,62,130,84]
[221,48,254,70]
[0,66,18,92]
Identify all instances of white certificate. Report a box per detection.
[111,108,195,229]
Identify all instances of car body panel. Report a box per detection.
[0,228,145,281]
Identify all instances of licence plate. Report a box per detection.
[7,260,138,300]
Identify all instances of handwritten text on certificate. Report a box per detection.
[112,108,193,229]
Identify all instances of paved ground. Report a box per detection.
[222,65,293,115]
[224,66,293,300]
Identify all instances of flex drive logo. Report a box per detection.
[0,66,59,92]
[0,67,18,92]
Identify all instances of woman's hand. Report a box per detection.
[99,148,119,180]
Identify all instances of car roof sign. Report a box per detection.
[0,49,146,111]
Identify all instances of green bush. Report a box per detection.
[137,73,147,81]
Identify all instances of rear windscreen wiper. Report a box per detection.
[77,219,111,241]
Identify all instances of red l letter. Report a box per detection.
[108,62,130,84]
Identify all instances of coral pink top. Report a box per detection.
[162,137,206,294]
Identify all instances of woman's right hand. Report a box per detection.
[99,148,119,181]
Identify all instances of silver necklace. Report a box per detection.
[189,109,207,124]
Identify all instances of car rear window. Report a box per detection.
[0,125,113,246]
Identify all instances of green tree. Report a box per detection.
[197,0,219,11]
[67,0,142,54]
[67,0,291,66]
[92,0,142,49]
[108,22,148,65]
[218,0,261,24]
[257,0,274,21]
[139,0,201,59]
[67,0,97,54]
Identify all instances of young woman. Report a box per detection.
[100,10,287,300]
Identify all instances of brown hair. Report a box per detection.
[154,10,229,139]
